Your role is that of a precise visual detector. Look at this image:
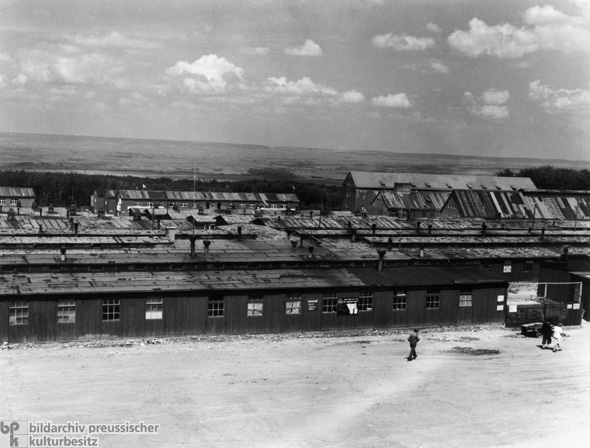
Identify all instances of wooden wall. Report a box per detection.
[0,282,507,343]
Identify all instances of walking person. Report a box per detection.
[408,329,420,361]
[540,320,552,349]
[552,322,564,352]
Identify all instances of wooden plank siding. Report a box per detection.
[0,282,507,343]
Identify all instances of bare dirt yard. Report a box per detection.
[1,323,589,448]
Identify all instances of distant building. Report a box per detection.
[341,171,536,216]
[0,187,36,210]
[113,190,299,216]
[90,189,117,214]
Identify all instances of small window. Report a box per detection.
[134,201,141,206]
[208,298,224,317]
[102,299,120,321]
[180,202,188,207]
[503,261,512,273]
[57,300,76,323]
[426,290,440,309]
[360,194,366,200]
[393,290,407,310]
[523,261,533,273]
[145,298,163,320]
[247,295,264,316]
[459,290,473,307]
[9,301,29,325]
[358,292,373,311]
[285,295,302,315]
[0,199,5,205]
[322,293,338,313]
[10,199,18,206]
[484,263,493,271]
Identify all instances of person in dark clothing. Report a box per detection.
[408,329,420,361]
[540,320,552,349]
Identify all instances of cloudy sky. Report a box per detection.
[0,0,589,161]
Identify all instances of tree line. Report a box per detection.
[0,170,342,210]
[496,166,590,190]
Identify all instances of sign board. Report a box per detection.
[307,299,318,311]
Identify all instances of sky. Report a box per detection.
[0,0,589,161]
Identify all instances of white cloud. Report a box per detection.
[529,80,590,110]
[284,39,322,56]
[340,90,366,103]
[523,5,575,25]
[449,5,590,58]
[372,33,435,51]
[427,59,449,74]
[166,54,244,92]
[371,93,411,108]
[482,89,510,105]
[73,31,160,49]
[119,97,131,105]
[426,22,442,33]
[266,76,336,96]
[465,89,510,119]
[54,53,123,84]
[240,46,271,56]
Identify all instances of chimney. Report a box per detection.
[428,224,432,236]
[291,240,298,251]
[310,211,313,219]
[237,226,242,241]
[482,222,487,236]
[351,229,356,242]
[562,245,569,262]
[377,249,386,272]
[165,227,177,242]
[300,234,304,248]
[541,228,545,240]
[308,246,314,259]
[203,240,211,253]
[416,221,421,233]
[60,247,67,262]
[39,208,43,217]
[189,235,197,259]
[387,236,393,251]
[38,224,43,233]
[419,245,425,258]
[372,223,377,236]
[74,222,79,237]
[286,229,292,240]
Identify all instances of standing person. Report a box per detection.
[408,329,420,361]
[552,323,564,352]
[540,320,553,349]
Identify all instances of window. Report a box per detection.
[9,301,29,325]
[523,261,533,273]
[0,199,5,205]
[484,263,493,271]
[360,194,366,200]
[503,261,512,273]
[248,203,257,209]
[10,199,17,205]
[322,293,338,313]
[285,295,302,315]
[239,203,246,208]
[426,290,440,309]
[358,292,373,312]
[134,201,141,206]
[208,298,224,317]
[57,300,76,323]
[146,202,153,208]
[247,295,264,316]
[180,202,188,207]
[102,299,120,321]
[145,298,163,320]
[459,290,473,307]
[393,291,407,310]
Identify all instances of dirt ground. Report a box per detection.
[1,323,589,448]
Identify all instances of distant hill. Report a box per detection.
[0,132,587,182]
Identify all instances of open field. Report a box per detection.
[1,324,589,448]
[1,132,589,182]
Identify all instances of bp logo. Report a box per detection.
[0,421,28,448]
